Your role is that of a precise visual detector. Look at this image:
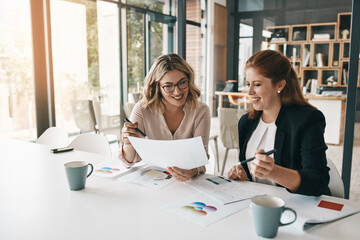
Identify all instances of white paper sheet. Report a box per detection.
[186,175,260,205]
[120,165,175,189]
[162,193,250,226]
[128,136,208,169]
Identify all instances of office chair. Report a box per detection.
[218,107,247,175]
[36,127,69,149]
[327,158,345,198]
[69,133,112,156]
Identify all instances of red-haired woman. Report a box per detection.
[228,50,330,196]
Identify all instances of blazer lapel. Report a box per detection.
[241,117,260,181]
[274,130,285,165]
[274,106,287,165]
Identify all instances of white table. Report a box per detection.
[1,138,360,240]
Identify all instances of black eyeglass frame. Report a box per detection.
[160,79,190,93]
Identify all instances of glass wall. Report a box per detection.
[0,0,36,140]
[126,9,145,94]
[0,0,208,142]
[51,0,94,134]
[49,0,179,135]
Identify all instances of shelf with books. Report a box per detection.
[302,43,311,67]
[266,26,290,43]
[302,69,319,93]
[320,69,340,86]
[262,12,358,89]
[341,61,349,86]
[313,43,330,67]
[283,43,302,62]
[310,23,336,41]
[337,12,351,40]
[291,25,308,41]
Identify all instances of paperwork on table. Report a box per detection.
[128,136,208,169]
[187,175,259,205]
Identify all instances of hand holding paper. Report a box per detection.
[128,136,208,169]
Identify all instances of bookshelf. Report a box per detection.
[263,12,360,91]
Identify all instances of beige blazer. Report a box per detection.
[119,101,210,174]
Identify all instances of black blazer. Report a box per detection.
[238,105,330,196]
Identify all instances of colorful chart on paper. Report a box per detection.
[162,193,250,226]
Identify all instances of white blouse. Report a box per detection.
[246,116,277,186]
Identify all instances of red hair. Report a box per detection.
[245,50,314,119]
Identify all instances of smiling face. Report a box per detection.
[245,67,283,114]
[159,69,189,109]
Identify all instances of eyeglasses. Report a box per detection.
[160,79,189,93]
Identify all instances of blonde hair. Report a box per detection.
[245,50,314,119]
[141,53,201,111]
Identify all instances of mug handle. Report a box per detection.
[279,207,297,226]
[87,163,94,178]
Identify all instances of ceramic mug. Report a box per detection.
[64,161,93,191]
[250,195,297,238]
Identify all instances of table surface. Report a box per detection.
[1,138,359,240]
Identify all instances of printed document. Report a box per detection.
[162,193,250,226]
[120,165,175,189]
[186,175,259,205]
[128,136,208,169]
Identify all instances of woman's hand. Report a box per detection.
[228,164,249,181]
[121,121,142,145]
[250,149,275,179]
[167,166,198,182]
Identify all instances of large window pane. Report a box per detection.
[0,0,36,140]
[97,1,121,120]
[51,0,94,134]
[127,9,145,94]
[51,0,121,137]
[149,21,167,67]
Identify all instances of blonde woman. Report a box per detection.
[119,53,210,181]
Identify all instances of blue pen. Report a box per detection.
[124,118,148,138]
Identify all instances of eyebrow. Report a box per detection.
[161,78,187,85]
[247,80,263,83]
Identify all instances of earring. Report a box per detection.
[277,90,281,94]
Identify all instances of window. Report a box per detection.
[0,0,36,140]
